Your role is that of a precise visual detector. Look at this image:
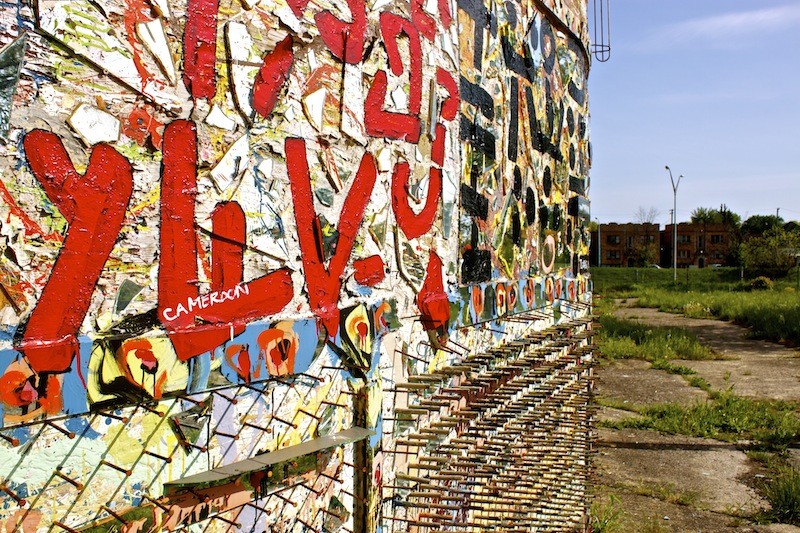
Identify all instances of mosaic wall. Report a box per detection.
[0,0,591,530]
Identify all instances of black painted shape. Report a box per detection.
[539,202,549,232]
[568,80,585,106]
[460,75,494,120]
[460,113,495,157]
[552,204,563,230]
[569,143,576,170]
[540,17,556,74]
[525,186,536,225]
[461,183,489,220]
[512,166,522,199]
[526,85,562,161]
[523,86,543,153]
[568,175,586,195]
[508,77,519,161]
[457,0,491,70]
[511,204,522,245]
[566,219,573,245]
[462,248,492,282]
[505,0,518,28]
[568,196,581,217]
[501,36,534,81]
[542,166,552,197]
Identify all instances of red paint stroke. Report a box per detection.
[211,202,245,292]
[182,0,220,99]
[380,12,422,115]
[0,179,62,243]
[225,344,250,383]
[365,71,420,143]
[286,0,311,17]
[21,130,134,374]
[364,13,424,142]
[159,120,293,360]
[391,162,441,241]
[314,0,367,64]
[417,250,450,331]
[123,0,157,91]
[285,138,377,338]
[431,123,446,167]
[438,0,453,27]
[353,255,385,286]
[436,67,459,121]
[252,35,294,118]
[411,0,437,40]
[123,106,163,149]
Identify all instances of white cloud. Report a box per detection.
[635,4,800,52]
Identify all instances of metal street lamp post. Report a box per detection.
[665,166,684,282]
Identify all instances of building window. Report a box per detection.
[711,234,724,244]
[641,235,655,243]
[607,235,620,244]
[677,235,691,244]
[627,236,634,248]
[606,251,620,259]
[678,250,689,258]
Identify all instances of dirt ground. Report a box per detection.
[593,303,800,532]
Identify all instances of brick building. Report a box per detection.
[592,222,736,268]
[590,223,659,267]
[661,222,734,268]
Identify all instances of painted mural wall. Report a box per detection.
[0,0,592,530]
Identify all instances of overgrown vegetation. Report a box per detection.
[597,315,717,361]
[759,468,800,525]
[601,390,800,451]
[592,267,800,346]
[590,494,625,533]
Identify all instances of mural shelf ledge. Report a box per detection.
[163,426,373,490]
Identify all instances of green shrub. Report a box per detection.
[762,468,800,525]
[750,276,774,291]
[590,494,625,532]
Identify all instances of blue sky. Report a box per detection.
[588,1,800,226]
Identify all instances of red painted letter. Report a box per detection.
[285,138,377,337]
[183,0,220,99]
[159,120,294,360]
[21,131,134,373]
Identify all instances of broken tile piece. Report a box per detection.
[341,63,367,145]
[148,0,171,17]
[205,104,237,130]
[0,34,26,139]
[67,103,121,145]
[375,147,392,172]
[225,21,259,121]
[38,0,183,110]
[302,88,327,132]
[391,86,408,110]
[210,134,250,192]
[136,19,177,85]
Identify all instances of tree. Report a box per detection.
[634,206,659,224]
[690,205,741,226]
[740,227,800,276]
[741,215,783,238]
[632,206,659,266]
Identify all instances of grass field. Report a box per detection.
[591,267,800,345]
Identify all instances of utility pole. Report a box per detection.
[665,166,684,282]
